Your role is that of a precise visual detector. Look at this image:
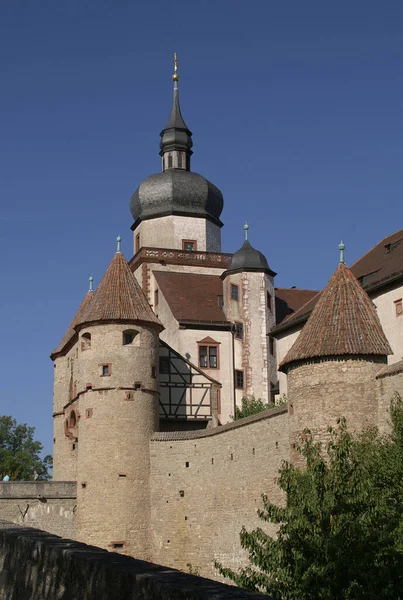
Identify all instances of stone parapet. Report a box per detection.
[0,481,76,500]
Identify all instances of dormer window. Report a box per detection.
[81,332,91,351]
[123,330,139,346]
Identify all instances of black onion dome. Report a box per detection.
[130,169,224,227]
[224,240,276,277]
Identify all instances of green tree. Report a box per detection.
[216,396,403,599]
[0,416,52,481]
[232,396,274,421]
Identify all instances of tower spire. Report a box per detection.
[339,240,345,264]
[244,222,249,241]
[159,53,193,171]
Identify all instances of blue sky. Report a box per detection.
[0,1,402,456]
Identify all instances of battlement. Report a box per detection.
[0,520,268,600]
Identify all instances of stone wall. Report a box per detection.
[0,482,76,539]
[0,520,269,600]
[149,406,289,580]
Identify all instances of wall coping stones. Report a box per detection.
[0,481,77,500]
[0,520,270,600]
[151,404,288,441]
[376,359,403,379]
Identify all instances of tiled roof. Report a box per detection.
[77,252,163,329]
[153,271,228,324]
[51,291,94,358]
[273,230,403,334]
[376,360,403,379]
[275,288,319,325]
[279,262,392,371]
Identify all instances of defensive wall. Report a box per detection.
[0,520,270,600]
[149,404,289,579]
[0,482,76,540]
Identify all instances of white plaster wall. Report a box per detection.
[371,284,403,364]
[275,328,302,397]
[133,216,221,254]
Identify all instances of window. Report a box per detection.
[151,366,157,379]
[217,295,224,308]
[199,345,218,369]
[267,292,272,312]
[269,337,275,356]
[168,154,173,168]
[69,411,77,428]
[159,357,170,375]
[182,240,197,252]
[178,153,183,168]
[154,289,159,307]
[100,364,111,377]
[81,332,91,351]
[231,284,239,300]
[395,299,403,317]
[235,370,244,389]
[122,330,139,346]
[235,322,243,340]
[135,234,140,253]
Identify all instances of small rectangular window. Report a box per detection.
[199,346,208,368]
[151,366,157,379]
[159,357,170,375]
[235,322,243,340]
[182,240,197,252]
[209,346,217,368]
[217,295,224,308]
[154,289,159,307]
[100,364,111,377]
[135,234,140,253]
[235,370,244,389]
[199,344,219,369]
[395,299,402,317]
[231,284,239,301]
[267,292,272,312]
[269,337,275,356]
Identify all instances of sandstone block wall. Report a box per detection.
[0,520,268,600]
[149,406,289,580]
[0,482,76,539]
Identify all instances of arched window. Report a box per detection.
[122,329,139,346]
[168,154,173,168]
[178,153,183,168]
[69,410,77,428]
[81,332,91,351]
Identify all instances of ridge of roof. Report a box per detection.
[77,252,163,329]
[279,262,392,371]
[51,290,94,359]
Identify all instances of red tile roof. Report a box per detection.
[279,262,392,371]
[77,252,162,329]
[376,360,403,379]
[275,288,319,325]
[273,230,403,334]
[51,291,94,358]
[153,271,228,324]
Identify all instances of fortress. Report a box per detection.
[1,58,403,583]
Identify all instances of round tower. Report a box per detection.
[279,243,392,459]
[74,239,163,558]
[222,224,277,407]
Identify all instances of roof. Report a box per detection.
[223,240,276,277]
[273,230,403,334]
[153,271,228,324]
[274,288,319,325]
[51,290,94,359]
[376,360,403,379]
[279,262,392,371]
[76,252,163,329]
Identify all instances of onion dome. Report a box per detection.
[279,248,392,372]
[130,54,224,229]
[76,238,163,331]
[50,278,95,359]
[222,223,276,278]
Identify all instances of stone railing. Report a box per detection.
[129,247,232,271]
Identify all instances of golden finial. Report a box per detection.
[172,52,179,83]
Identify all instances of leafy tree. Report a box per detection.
[0,416,52,481]
[216,395,403,599]
[232,396,274,421]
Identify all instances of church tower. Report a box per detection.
[129,55,224,254]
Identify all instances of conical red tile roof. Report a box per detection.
[51,290,95,359]
[279,262,392,371]
[76,252,163,329]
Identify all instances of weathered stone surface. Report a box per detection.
[0,520,269,600]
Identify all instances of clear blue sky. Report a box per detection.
[0,1,402,457]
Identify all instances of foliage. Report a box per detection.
[186,563,201,576]
[216,395,403,599]
[0,416,52,481]
[232,396,274,421]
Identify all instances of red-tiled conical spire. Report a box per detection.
[279,260,392,371]
[76,239,162,330]
[51,281,95,359]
